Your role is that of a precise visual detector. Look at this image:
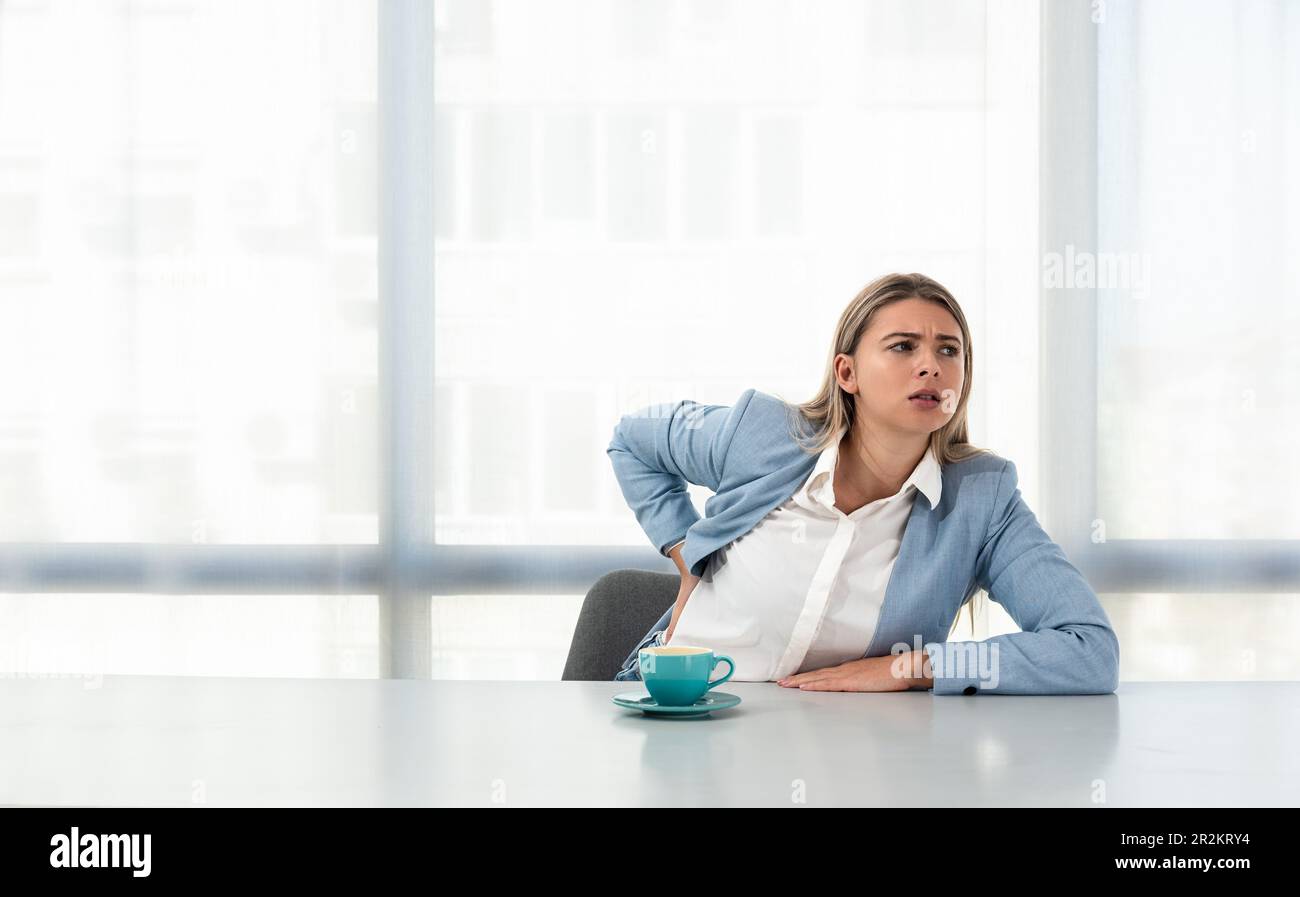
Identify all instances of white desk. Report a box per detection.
[1,677,1295,807]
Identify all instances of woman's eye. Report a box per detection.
[890,341,959,356]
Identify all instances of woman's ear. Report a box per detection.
[834,353,857,395]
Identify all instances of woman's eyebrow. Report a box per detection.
[879,331,962,345]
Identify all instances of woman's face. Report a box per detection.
[835,297,965,438]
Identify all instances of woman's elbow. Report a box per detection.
[1078,623,1120,694]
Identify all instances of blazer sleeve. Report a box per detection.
[606,389,755,559]
[924,459,1121,696]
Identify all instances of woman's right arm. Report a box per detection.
[605,390,755,566]
[663,540,701,643]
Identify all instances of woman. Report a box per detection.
[606,272,1119,695]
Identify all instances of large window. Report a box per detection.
[429,0,1043,665]
[0,0,383,675]
[1096,0,1300,541]
[0,0,380,545]
[432,0,1042,549]
[1046,0,1300,679]
[2,0,1293,682]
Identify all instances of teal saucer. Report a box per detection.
[612,690,741,718]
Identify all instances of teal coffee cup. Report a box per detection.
[638,645,736,706]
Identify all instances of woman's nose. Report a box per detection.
[918,349,945,377]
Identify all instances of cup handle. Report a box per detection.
[706,655,735,690]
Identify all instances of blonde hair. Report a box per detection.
[773,272,992,638]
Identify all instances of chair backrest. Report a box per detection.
[561,568,678,680]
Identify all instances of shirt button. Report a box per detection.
[962,685,978,695]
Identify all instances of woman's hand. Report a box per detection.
[776,650,932,692]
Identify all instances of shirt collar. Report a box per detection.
[799,427,943,512]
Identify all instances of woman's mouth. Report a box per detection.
[909,396,939,409]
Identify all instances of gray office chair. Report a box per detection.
[561,568,677,680]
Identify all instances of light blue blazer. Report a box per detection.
[606,388,1120,696]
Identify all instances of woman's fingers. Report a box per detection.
[797,680,838,690]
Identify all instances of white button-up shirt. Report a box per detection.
[664,429,943,681]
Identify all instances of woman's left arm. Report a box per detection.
[924,459,1121,696]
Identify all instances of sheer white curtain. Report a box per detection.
[1098,0,1300,541]
[0,0,380,677]
[1093,0,1300,680]
[432,0,1042,674]
[15,1,1222,682]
